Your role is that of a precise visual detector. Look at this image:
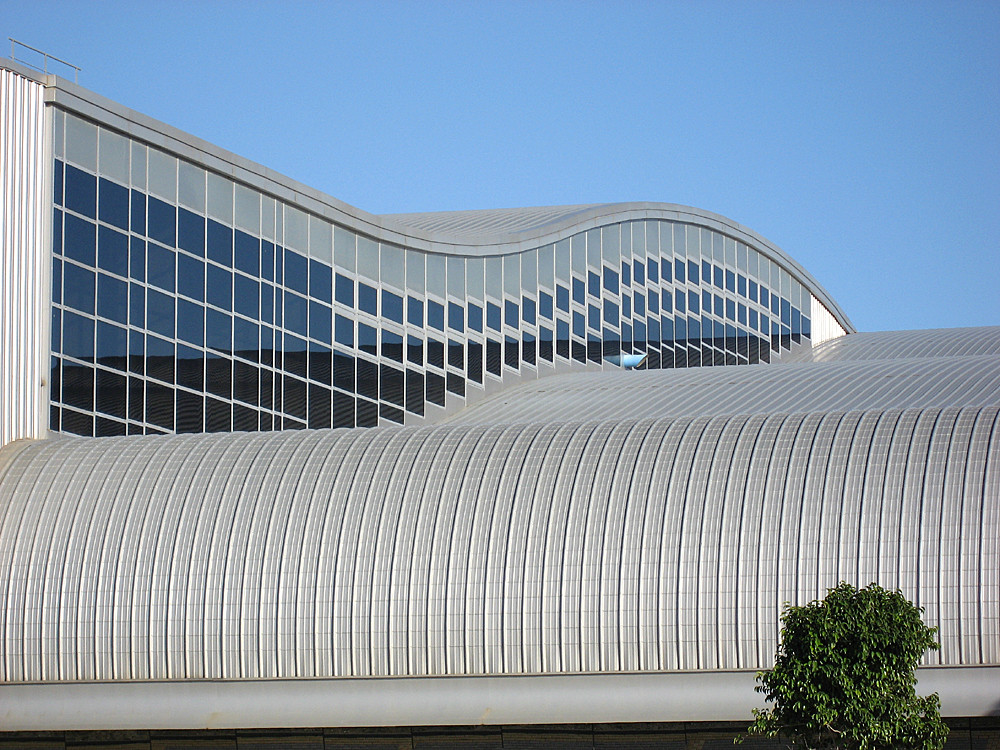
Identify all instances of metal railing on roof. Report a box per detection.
[8,38,80,83]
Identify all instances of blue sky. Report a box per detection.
[4,1,998,332]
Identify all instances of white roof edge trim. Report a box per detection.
[0,667,993,730]
[0,58,853,333]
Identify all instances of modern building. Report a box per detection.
[1,58,998,748]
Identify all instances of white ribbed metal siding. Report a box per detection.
[0,69,48,448]
[1,406,997,683]
[810,293,846,345]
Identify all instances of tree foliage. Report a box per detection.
[740,582,949,749]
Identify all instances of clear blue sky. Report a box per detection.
[4,1,998,332]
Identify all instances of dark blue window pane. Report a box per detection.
[97,273,128,323]
[63,311,94,362]
[588,271,600,298]
[726,299,736,320]
[661,258,671,283]
[714,294,724,317]
[486,302,501,331]
[407,335,422,365]
[738,274,747,297]
[781,298,791,326]
[749,309,759,331]
[522,297,536,326]
[147,289,175,338]
[382,331,404,363]
[284,291,308,336]
[206,309,232,353]
[539,292,553,320]
[427,300,444,331]
[95,365,127,420]
[505,300,518,327]
[383,290,403,324]
[358,283,378,316]
[64,214,96,266]
[261,241,275,282]
[739,303,748,326]
[634,260,645,285]
[687,260,698,285]
[572,278,585,305]
[468,303,483,332]
[234,317,259,360]
[234,274,259,319]
[748,280,758,302]
[572,311,585,338]
[284,249,308,295]
[634,292,645,316]
[674,259,685,284]
[770,292,780,316]
[310,301,331,344]
[622,295,631,319]
[207,264,233,311]
[448,302,464,332]
[177,298,204,346]
[64,263,95,315]
[96,321,127,368]
[335,274,354,307]
[260,283,274,325]
[146,335,174,384]
[97,225,128,277]
[649,290,659,315]
[448,339,463,369]
[308,259,331,302]
[98,177,128,230]
[702,290,713,311]
[335,315,354,347]
[674,289,685,314]
[603,299,619,325]
[52,258,62,304]
[588,304,600,331]
[621,262,631,287]
[64,164,97,218]
[129,237,145,282]
[147,197,176,247]
[178,254,205,302]
[426,339,444,369]
[147,243,175,293]
[178,209,205,258]
[687,290,699,315]
[662,288,672,313]
[702,261,712,284]
[53,160,64,206]
[129,283,145,328]
[759,287,769,309]
[52,208,63,255]
[603,267,618,295]
[358,323,377,355]
[556,285,569,312]
[407,296,423,327]
[130,190,145,235]
[236,231,261,277]
[207,220,233,267]
[647,258,659,284]
[725,270,736,293]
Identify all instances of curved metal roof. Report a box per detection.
[1,405,997,687]
[2,58,853,333]
[448,327,1000,425]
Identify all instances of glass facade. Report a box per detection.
[49,112,812,436]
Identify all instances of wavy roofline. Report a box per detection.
[2,57,854,332]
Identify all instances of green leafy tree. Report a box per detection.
[740,582,948,749]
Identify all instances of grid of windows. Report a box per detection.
[49,113,813,436]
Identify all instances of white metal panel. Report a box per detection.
[0,69,48,448]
